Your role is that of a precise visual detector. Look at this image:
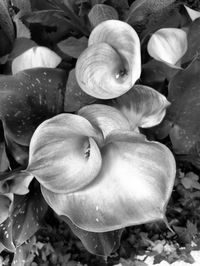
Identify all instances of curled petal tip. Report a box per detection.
[76,20,141,99]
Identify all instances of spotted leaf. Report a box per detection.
[0,68,67,146]
[0,218,15,252]
[61,215,123,256]
[11,188,48,247]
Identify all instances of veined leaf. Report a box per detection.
[61,215,123,256]
[0,68,67,146]
[88,4,119,28]
[166,58,200,153]
[57,36,88,59]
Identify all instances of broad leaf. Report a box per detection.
[62,216,123,256]
[125,0,181,37]
[11,188,48,247]
[57,36,88,59]
[0,218,15,252]
[0,68,67,146]
[12,237,36,266]
[88,4,119,28]
[41,135,175,232]
[182,18,200,64]
[166,58,200,153]
[0,194,13,224]
[64,69,95,112]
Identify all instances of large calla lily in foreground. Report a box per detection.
[16,85,176,234]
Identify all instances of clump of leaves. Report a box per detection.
[1,0,200,265]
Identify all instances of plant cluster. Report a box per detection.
[0,0,200,265]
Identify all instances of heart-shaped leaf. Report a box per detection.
[166,58,200,153]
[0,68,67,146]
[41,134,175,232]
[88,4,119,28]
[61,215,123,256]
[64,69,95,112]
[57,36,88,59]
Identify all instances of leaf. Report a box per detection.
[41,135,176,232]
[64,69,96,112]
[0,194,13,224]
[125,0,181,38]
[113,85,170,130]
[88,4,119,28]
[13,13,31,39]
[0,141,10,172]
[12,46,62,74]
[10,38,37,61]
[57,36,88,59]
[182,18,200,64]
[61,215,123,256]
[0,218,15,252]
[166,58,200,153]
[28,113,103,193]
[0,67,67,146]
[11,189,48,247]
[12,237,36,266]
[147,28,187,67]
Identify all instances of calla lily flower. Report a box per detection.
[16,85,176,233]
[12,46,62,74]
[147,28,188,68]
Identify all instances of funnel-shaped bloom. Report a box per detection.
[22,85,175,234]
[75,20,141,99]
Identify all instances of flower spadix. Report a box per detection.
[12,46,62,74]
[25,102,176,233]
[147,28,188,67]
[75,20,141,99]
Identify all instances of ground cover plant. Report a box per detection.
[1,0,200,265]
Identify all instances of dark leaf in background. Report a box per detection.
[182,18,200,65]
[0,141,10,171]
[11,189,48,247]
[57,36,88,59]
[125,0,182,39]
[11,237,36,266]
[88,4,119,28]
[9,38,37,61]
[166,58,200,154]
[0,0,15,56]
[64,69,95,112]
[61,216,123,257]
[0,67,67,146]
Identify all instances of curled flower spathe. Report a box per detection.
[75,20,141,99]
[21,86,175,233]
